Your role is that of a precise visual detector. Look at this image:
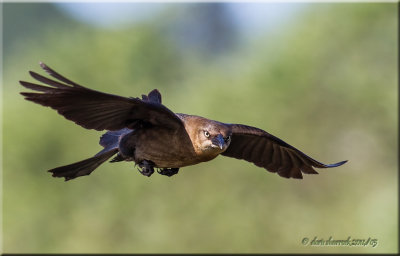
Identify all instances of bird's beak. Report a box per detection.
[211,134,225,150]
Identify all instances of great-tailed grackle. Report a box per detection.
[20,62,347,181]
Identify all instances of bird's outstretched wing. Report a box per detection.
[221,124,347,179]
[20,62,183,131]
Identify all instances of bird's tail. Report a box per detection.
[48,148,119,181]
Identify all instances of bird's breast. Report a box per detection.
[125,127,205,168]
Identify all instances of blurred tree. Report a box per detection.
[3,3,81,59]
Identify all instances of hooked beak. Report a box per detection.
[211,134,225,150]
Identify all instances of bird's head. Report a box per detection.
[194,120,232,155]
[200,127,231,152]
[182,115,232,157]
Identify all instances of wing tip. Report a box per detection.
[39,61,52,75]
[327,160,348,168]
[29,70,43,78]
[19,92,30,97]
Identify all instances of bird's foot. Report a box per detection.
[137,160,155,177]
[157,168,179,177]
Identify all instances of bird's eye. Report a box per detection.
[204,131,210,138]
[224,135,231,142]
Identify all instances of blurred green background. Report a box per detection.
[2,2,397,254]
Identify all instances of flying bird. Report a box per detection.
[20,62,347,181]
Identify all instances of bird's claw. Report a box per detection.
[138,167,154,177]
[157,168,179,177]
[138,160,155,177]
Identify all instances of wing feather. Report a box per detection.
[251,138,266,167]
[39,61,83,88]
[277,148,291,177]
[20,63,183,131]
[222,124,347,179]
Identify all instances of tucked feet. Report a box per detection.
[138,160,155,177]
[157,168,179,177]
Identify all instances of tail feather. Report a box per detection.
[49,148,118,181]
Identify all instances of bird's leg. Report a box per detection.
[137,160,155,177]
[157,168,179,177]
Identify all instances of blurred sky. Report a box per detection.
[56,2,305,39]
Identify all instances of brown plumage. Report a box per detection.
[20,62,347,181]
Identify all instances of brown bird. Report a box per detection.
[20,62,347,181]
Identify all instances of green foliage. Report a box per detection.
[3,3,397,254]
